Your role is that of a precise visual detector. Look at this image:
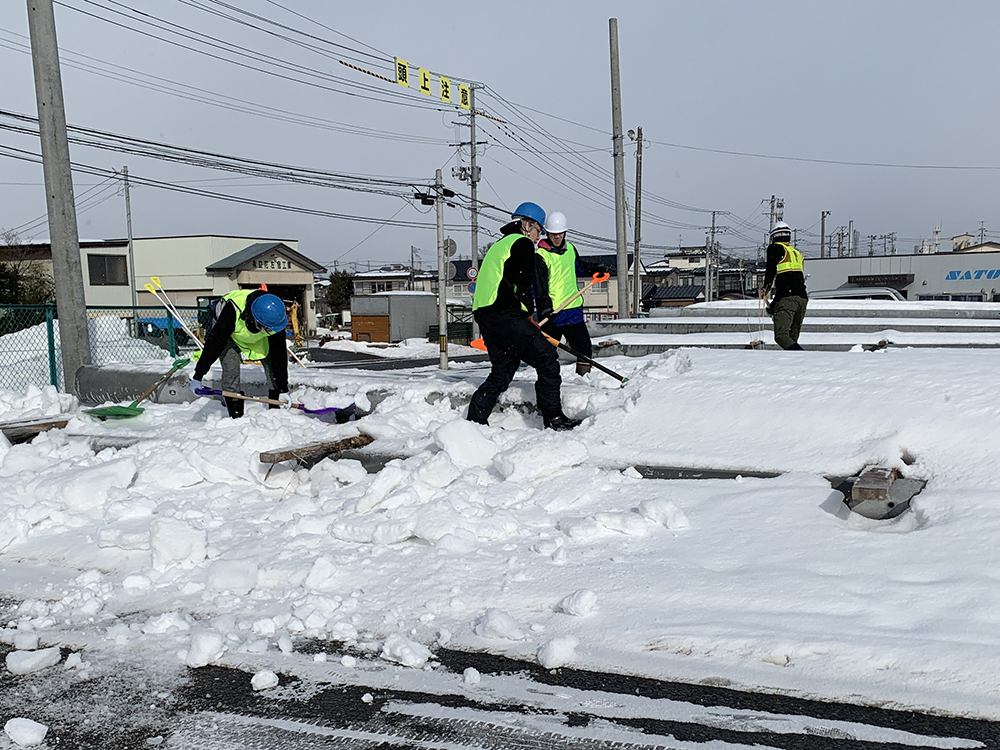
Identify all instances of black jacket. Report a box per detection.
[193,289,289,390]
[763,242,808,301]
[473,221,536,319]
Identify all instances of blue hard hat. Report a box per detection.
[250,293,288,332]
[511,201,545,228]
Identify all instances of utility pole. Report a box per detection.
[768,195,776,237]
[409,245,416,290]
[820,210,830,258]
[27,0,91,393]
[848,220,854,257]
[435,169,448,370]
[609,18,629,319]
[979,221,986,246]
[630,126,643,316]
[122,165,137,315]
[469,86,480,339]
[706,211,717,303]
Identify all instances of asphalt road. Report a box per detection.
[2,636,997,750]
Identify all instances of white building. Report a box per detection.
[805,242,1000,302]
[1,234,325,332]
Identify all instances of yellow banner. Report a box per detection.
[439,75,452,103]
[418,68,431,95]
[394,58,409,87]
[458,84,470,110]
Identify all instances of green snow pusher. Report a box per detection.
[84,357,191,420]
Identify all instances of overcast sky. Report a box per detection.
[2,1,999,270]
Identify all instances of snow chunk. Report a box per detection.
[463,667,481,685]
[206,559,259,595]
[304,557,339,591]
[638,499,690,530]
[150,517,207,570]
[123,574,152,596]
[12,633,39,651]
[433,419,498,469]
[556,589,598,617]
[494,437,589,485]
[5,647,61,675]
[537,636,579,669]
[4,718,48,747]
[251,669,279,691]
[183,629,226,668]
[472,608,525,640]
[381,633,432,668]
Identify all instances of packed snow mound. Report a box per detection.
[3,347,1000,716]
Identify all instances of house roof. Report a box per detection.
[644,284,705,301]
[205,242,324,273]
[577,253,635,277]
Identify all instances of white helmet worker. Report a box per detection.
[544,211,568,234]
[770,221,792,242]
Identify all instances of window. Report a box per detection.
[372,281,392,293]
[593,281,608,292]
[88,254,128,286]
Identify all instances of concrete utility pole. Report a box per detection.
[27,0,91,393]
[706,212,717,303]
[122,165,137,314]
[848,219,854,257]
[820,210,830,258]
[469,85,480,339]
[630,126,643,316]
[435,169,448,370]
[609,18,629,319]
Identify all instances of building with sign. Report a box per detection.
[804,242,1000,302]
[0,234,325,331]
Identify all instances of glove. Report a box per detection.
[189,379,204,396]
[538,309,554,322]
[277,392,292,410]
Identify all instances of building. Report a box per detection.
[575,253,645,319]
[805,242,1000,302]
[0,234,325,331]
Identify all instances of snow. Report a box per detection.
[3,717,48,747]
[4,339,1000,719]
[318,336,480,359]
[250,669,279,691]
[4,647,61,675]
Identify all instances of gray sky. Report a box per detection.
[2,0,999,269]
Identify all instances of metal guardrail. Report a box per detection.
[0,304,199,392]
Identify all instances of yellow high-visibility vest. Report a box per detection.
[775,242,804,274]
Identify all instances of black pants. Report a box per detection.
[467,310,562,424]
[541,320,592,360]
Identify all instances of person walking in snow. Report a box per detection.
[534,211,593,377]
[761,221,808,350]
[466,202,581,430]
[188,289,291,418]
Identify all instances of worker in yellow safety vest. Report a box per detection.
[467,202,581,430]
[189,289,290,418]
[761,221,808,350]
[534,211,593,376]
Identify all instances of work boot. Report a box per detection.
[575,362,592,377]
[543,413,582,431]
[224,395,245,419]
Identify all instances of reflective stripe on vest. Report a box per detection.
[223,289,271,361]
[538,241,583,311]
[473,233,528,312]
[775,243,804,274]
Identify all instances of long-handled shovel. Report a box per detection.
[84,357,192,420]
[145,278,204,350]
[534,325,628,387]
[470,272,610,351]
[192,387,357,424]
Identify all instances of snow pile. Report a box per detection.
[2,347,1000,716]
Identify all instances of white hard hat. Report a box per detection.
[770,221,791,240]
[544,211,568,234]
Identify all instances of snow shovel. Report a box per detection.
[530,323,628,386]
[84,357,192,420]
[193,387,357,424]
[470,272,610,351]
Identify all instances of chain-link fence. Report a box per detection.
[0,304,200,392]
